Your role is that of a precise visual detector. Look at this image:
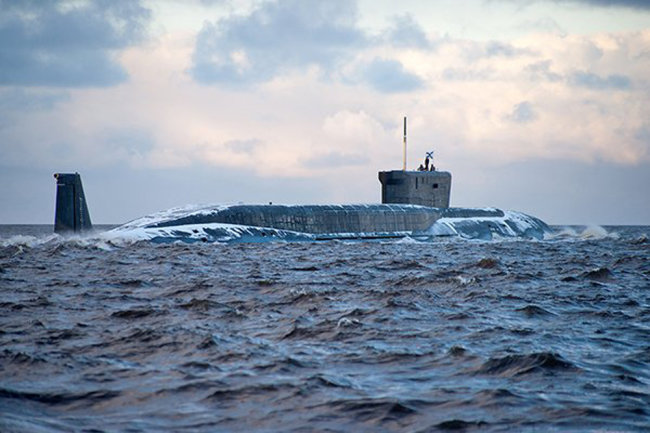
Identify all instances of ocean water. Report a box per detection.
[1,225,649,432]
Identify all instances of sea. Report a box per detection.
[1,224,649,432]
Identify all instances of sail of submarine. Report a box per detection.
[54,117,551,242]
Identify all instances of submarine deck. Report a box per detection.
[137,204,513,235]
[147,204,446,234]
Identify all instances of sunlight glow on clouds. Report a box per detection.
[0,0,649,223]
[2,0,648,171]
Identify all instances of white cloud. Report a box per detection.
[359,57,424,93]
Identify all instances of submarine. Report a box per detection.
[53,118,551,243]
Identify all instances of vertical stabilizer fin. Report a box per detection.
[54,173,92,233]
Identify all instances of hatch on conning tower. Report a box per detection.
[378,117,452,208]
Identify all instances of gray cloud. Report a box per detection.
[191,0,365,86]
[525,60,562,82]
[362,58,424,93]
[0,88,70,111]
[199,0,229,5]
[569,71,632,90]
[524,61,632,91]
[382,14,431,49]
[635,126,650,147]
[442,67,495,81]
[517,17,567,36]
[460,40,535,62]
[485,41,532,57]
[0,0,151,87]
[506,0,650,9]
[568,0,650,9]
[507,101,537,123]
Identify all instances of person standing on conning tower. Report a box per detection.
[421,151,434,171]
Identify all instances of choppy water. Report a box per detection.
[1,225,649,432]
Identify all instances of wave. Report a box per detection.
[426,209,549,240]
[516,304,556,317]
[318,397,420,423]
[0,233,61,248]
[107,222,314,244]
[548,225,619,241]
[580,267,615,282]
[473,352,579,377]
[0,232,139,250]
[434,419,489,430]
[0,387,120,407]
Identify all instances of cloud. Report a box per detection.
[0,0,151,87]
[224,138,264,154]
[507,101,538,123]
[568,71,632,90]
[382,14,431,49]
[525,59,634,91]
[485,41,532,57]
[452,38,536,63]
[303,151,370,169]
[506,0,650,9]
[517,17,567,36]
[0,88,69,111]
[525,60,562,82]
[569,0,650,9]
[361,58,424,93]
[199,0,229,5]
[190,0,365,86]
[442,67,495,81]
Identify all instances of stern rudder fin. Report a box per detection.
[54,172,92,233]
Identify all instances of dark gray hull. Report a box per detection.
[108,204,551,243]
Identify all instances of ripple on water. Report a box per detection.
[1,225,649,432]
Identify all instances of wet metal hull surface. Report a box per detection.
[107,204,551,243]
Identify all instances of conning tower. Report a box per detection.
[378,117,452,208]
[378,170,451,208]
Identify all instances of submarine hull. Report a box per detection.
[107,204,551,243]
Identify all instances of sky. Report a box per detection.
[0,0,649,225]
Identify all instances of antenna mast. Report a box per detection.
[402,116,407,171]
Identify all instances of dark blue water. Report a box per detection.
[1,225,649,432]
